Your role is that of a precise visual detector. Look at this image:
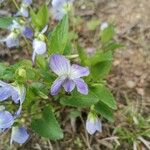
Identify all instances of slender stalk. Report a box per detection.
[12,0,20,11]
[67,54,79,59]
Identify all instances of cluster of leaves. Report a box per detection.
[0,3,121,141]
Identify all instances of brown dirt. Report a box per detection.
[0,0,150,150]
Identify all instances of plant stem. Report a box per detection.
[67,54,79,59]
[12,0,20,11]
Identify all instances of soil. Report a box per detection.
[0,0,150,150]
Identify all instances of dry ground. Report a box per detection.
[0,0,150,149]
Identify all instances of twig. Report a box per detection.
[48,140,54,150]
[133,141,137,150]
[138,136,150,150]
[80,116,92,150]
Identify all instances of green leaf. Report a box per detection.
[88,50,112,66]
[89,51,113,80]
[48,15,68,54]
[0,63,7,77]
[95,101,114,122]
[36,55,47,69]
[63,42,72,55]
[100,25,114,43]
[31,106,63,140]
[91,85,117,110]
[103,42,123,51]
[30,4,49,30]
[91,60,112,80]
[77,44,87,65]
[0,17,14,29]
[60,91,99,108]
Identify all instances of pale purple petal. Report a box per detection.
[32,39,46,62]
[5,33,19,48]
[0,81,26,108]
[0,81,13,101]
[62,79,75,93]
[0,111,14,129]
[70,64,90,79]
[10,127,29,144]
[20,7,29,17]
[33,39,46,55]
[74,78,88,95]
[51,77,65,95]
[22,27,33,39]
[0,80,8,86]
[23,0,32,5]
[15,105,22,117]
[0,86,12,101]
[8,20,21,31]
[86,118,96,135]
[19,86,26,104]
[95,118,102,132]
[11,90,20,104]
[49,54,71,76]
[52,9,66,21]
[52,0,74,20]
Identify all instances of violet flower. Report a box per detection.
[49,54,89,95]
[0,81,28,144]
[52,0,74,20]
[4,32,20,48]
[10,126,29,144]
[86,113,102,135]
[32,26,47,63]
[1,20,33,48]
[0,110,14,129]
[16,0,32,17]
[0,81,26,116]
[22,27,33,39]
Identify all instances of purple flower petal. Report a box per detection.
[49,54,71,76]
[5,33,19,48]
[0,86,12,101]
[23,0,32,5]
[95,118,102,132]
[70,64,89,79]
[51,77,65,95]
[86,118,96,135]
[10,127,29,144]
[62,79,75,93]
[0,81,17,102]
[0,81,26,108]
[12,86,26,104]
[15,105,22,117]
[0,111,14,129]
[23,27,33,39]
[20,7,29,17]
[52,0,74,20]
[74,78,88,95]
[11,89,20,104]
[32,39,46,62]
[86,114,102,135]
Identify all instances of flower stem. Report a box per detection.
[67,54,79,59]
[12,0,20,11]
